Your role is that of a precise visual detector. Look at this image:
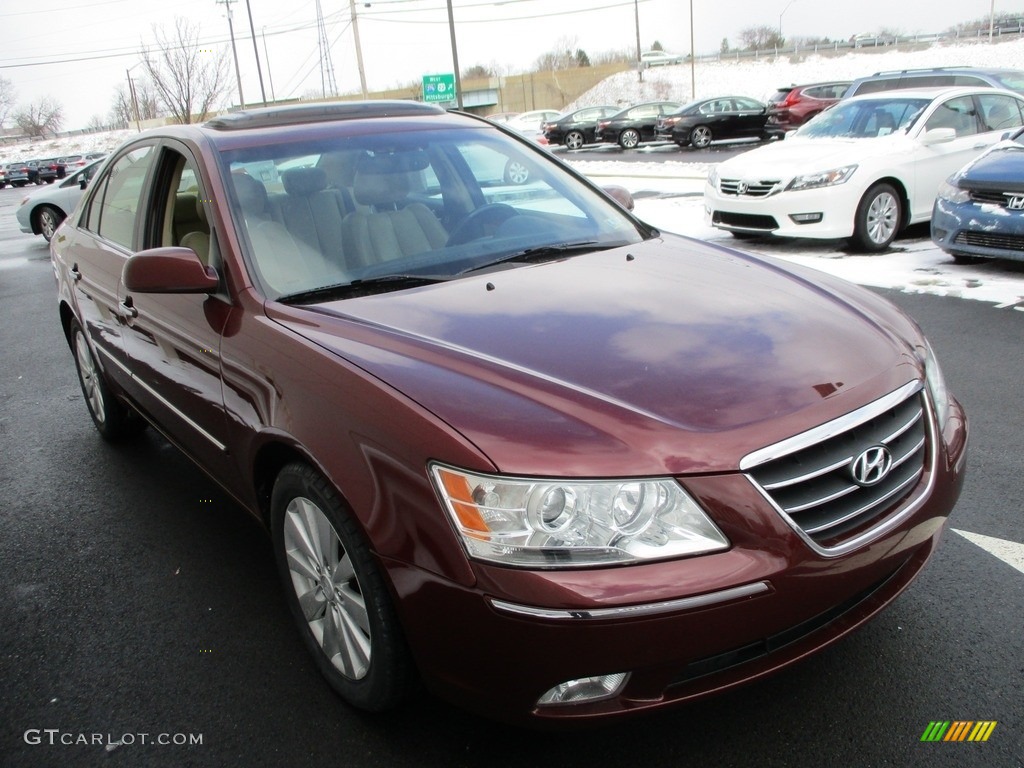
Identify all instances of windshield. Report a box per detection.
[796,98,930,139]
[219,126,646,300]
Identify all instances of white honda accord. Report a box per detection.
[704,86,1024,251]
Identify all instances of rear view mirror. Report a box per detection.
[123,247,219,294]
[603,185,635,211]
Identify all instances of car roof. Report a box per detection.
[844,85,1022,102]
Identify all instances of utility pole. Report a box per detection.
[350,0,368,98]
[216,0,246,109]
[634,0,643,82]
[244,0,267,105]
[689,0,695,99]
[446,0,463,109]
[262,28,277,102]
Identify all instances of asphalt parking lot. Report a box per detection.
[0,184,1022,768]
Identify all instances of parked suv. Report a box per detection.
[845,67,1024,98]
[767,81,851,130]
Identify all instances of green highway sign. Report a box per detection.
[422,73,456,103]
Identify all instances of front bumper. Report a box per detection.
[386,396,968,726]
[704,178,866,240]
[932,197,1024,262]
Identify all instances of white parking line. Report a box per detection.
[952,529,1024,576]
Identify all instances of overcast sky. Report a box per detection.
[0,0,1010,130]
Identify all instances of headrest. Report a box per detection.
[174,193,198,224]
[352,153,426,207]
[233,173,268,215]
[195,193,208,226]
[282,167,328,197]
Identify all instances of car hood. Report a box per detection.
[959,143,1024,191]
[272,236,922,476]
[717,135,904,180]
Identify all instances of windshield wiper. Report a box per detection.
[460,240,615,275]
[277,274,446,304]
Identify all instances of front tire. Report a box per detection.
[272,462,414,713]
[36,205,65,242]
[852,183,901,251]
[503,159,529,185]
[690,125,713,148]
[69,319,146,440]
[619,128,641,149]
[565,130,585,150]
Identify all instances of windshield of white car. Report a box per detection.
[220,127,648,300]
[796,98,930,139]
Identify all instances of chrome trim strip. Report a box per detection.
[740,380,923,471]
[489,581,771,621]
[97,346,227,452]
[763,456,851,490]
[881,407,922,444]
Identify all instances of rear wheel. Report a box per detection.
[619,128,641,149]
[69,320,146,440]
[690,125,713,148]
[36,205,65,242]
[565,130,585,150]
[272,462,414,712]
[503,159,529,184]
[852,183,901,251]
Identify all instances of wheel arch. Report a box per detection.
[867,175,912,230]
[252,438,326,529]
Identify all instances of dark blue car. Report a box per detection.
[932,125,1024,263]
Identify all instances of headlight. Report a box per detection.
[936,178,970,204]
[707,166,720,188]
[786,165,857,192]
[431,465,729,568]
[922,339,951,432]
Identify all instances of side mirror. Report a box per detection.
[922,127,956,145]
[79,178,89,190]
[603,184,635,211]
[123,247,219,294]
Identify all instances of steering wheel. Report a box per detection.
[446,204,518,246]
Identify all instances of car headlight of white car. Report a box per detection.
[786,165,858,192]
[936,177,970,204]
[431,464,729,567]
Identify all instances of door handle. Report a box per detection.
[70,263,82,282]
[118,299,138,319]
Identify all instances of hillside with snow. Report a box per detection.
[571,36,1024,107]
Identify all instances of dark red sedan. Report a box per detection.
[52,101,968,726]
[766,81,851,130]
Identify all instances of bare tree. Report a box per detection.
[739,25,785,51]
[0,76,16,129]
[110,79,162,126]
[534,35,589,71]
[141,17,231,124]
[13,97,64,137]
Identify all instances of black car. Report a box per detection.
[655,96,783,149]
[595,101,682,149]
[30,158,64,183]
[6,161,35,187]
[543,105,620,150]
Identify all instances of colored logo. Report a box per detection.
[920,721,997,742]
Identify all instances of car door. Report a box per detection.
[911,94,1014,220]
[732,97,769,138]
[65,143,158,398]
[118,142,239,485]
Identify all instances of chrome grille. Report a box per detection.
[968,189,1024,207]
[968,190,1012,205]
[718,178,781,197]
[744,384,928,552]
